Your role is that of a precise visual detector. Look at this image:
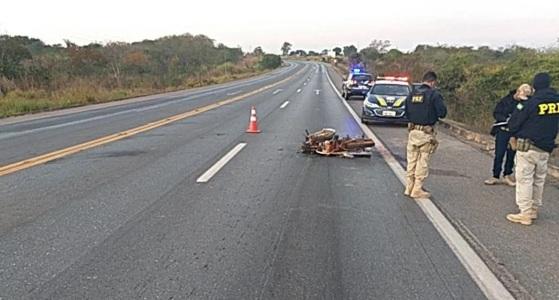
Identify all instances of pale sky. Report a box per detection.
[2,0,559,53]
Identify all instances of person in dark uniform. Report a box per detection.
[404,71,447,199]
[506,73,559,225]
[485,84,533,186]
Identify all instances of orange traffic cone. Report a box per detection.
[246,106,261,133]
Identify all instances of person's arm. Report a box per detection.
[493,98,508,122]
[405,94,411,116]
[508,102,531,134]
[433,91,447,119]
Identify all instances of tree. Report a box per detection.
[253,46,264,56]
[360,47,380,61]
[321,49,329,56]
[294,50,307,56]
[0,35,33,80]
[104,42,128,87]
[343,45,357,57]
[308,51,319,56]
[368,39,391,53]
[123,50,149,74]
[281,42,292,56]
[332,47,342,56]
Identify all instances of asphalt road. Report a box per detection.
[1,61,486,299]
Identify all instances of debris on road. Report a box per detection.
[301,128,375,158]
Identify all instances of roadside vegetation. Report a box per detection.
[0,34,282,117]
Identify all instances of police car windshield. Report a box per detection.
[353,75,372,82]
[371,84,410,96]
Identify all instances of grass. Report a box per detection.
[0,69,267,118]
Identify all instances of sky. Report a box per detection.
[2,0,559,53]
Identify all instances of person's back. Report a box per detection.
[404,71,447,199]
[406,84,447,126]
[510,87,559,153]
[507,72,559,226]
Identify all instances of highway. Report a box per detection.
[0,61,557,299]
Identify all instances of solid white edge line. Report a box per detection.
[196,143,247,183]
[323,64,514,300]
[280,101,290,109]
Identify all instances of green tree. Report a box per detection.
[104,42,129,87]
[360,47,380,62]
[368,39,391,53]
[343,45,357,57]
[281,42,292,56]
[0,35,33,80]
[332,47,342,56]
[253,46,264,56]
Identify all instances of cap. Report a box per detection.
[533,73,551,90]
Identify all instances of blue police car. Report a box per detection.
[341,69,373,100]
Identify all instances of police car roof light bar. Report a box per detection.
[377,76,409,82]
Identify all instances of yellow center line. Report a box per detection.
[0,68,305,177]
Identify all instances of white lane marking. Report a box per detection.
[297,89,302,93]
[315,90,321,95]
[324,65,514,300]
[196,143,247,183]
[304,82,307,86]
[227,90,243,96]
[280,101,290,109]
[272,89,283,95]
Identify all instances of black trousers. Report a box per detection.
[493,130,516,178]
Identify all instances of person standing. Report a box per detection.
[485,84,533,186]
[404,71,447,199]
[506,73,559,225]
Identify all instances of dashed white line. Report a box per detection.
[196,143,247,183]
[227,90,243,96]
[280,101,290,109]
[297,89,302,93]
[315,90,321,95]
[272,89,283,95]
[324,64,514,300]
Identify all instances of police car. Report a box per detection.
[361,76,411,124]
[341,69,373,100]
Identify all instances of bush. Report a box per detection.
[259,54,282,69]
